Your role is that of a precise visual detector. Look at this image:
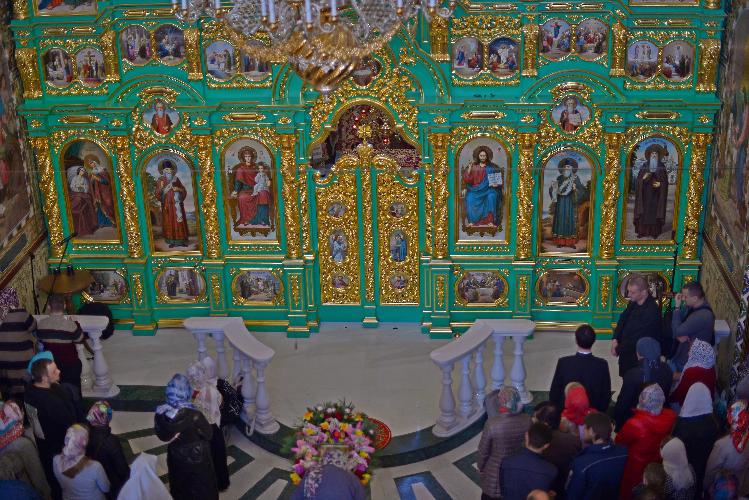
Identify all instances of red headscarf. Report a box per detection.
[562,384,594,425]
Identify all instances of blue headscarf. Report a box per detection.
[636,337,661,383]
[156,374,195,419]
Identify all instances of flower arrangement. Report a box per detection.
[288,401,378,487]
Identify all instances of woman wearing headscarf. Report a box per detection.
[669,339,716,407]
[704,400,749,496]
[290,446,366,500]
[660,437,696,500]
[154,374,217,500]
[616,383,677,499]
[53,424,110,500]
[477,386,531,500]
[0,399,51,498]
[186,359,229,491]
[116,453,171,500]
[559,383,594,442]
[672,382,718,494]
[614,337,673,430]
[85,401,129,499]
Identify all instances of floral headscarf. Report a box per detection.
[637,383,665,415]
[59,424,89,475]
[562,383,594,426]
[727,400,748,453]
[0,400,24,450]
[0,287,20,321]
[186,361,208,393]
[156,374,195,419]
[303,447,354,499]
[683,339,716,371]
[86,400,113,427]
[496,386,523,415]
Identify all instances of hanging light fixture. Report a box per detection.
[173,0,455,93]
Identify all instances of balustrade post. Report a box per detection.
[194,331,208,361]
[232,348,242,385]
[253,360,280,434]
[511,335,532,404]
[434,362,457,435]
[76,344,93,392]
[213,331,229,379]
[240,354,256,419]
[458,353,474,417]
[490,333,505,390]
[87,327,119,397]
[473,345,487,408]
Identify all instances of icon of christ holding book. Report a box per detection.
[462,145,504,231]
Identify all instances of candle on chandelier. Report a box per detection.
[304,0,312,23]
[268,0,276,22]
[330,0,337,17]
[260,0,267,18]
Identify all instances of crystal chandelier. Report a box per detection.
[173,0,455,93]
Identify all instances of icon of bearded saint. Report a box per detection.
[150,100,174,135]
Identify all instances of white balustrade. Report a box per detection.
[430,319,534,437]
[35,314,120,398]
[184,317,280,435]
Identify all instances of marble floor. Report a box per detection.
[103,323,623,499]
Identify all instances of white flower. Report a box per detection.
[315,405,323,411]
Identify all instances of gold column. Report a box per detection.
[13,0,27,19]
[357,141,376,302]
[196,135,221,258]
[299,164,312,255]
[515,133,536,260]
[521,24,539,77]
[113,136,143,259]
[16,48,42,99]
[599,132,624,259]
[280,133,301,259]
[682,133,711,259]
[31,137,64,258]
[600,275,611,310]
[430,133,449,259]
[184,28,203,81]
[696,39,720,93]
[430,16,449,62]
[610,23,627,77]
[424,163,434,257]
[100,30,120,82]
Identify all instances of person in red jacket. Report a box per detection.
[615,383,677,499]
[669,339,716,407]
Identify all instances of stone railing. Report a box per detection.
[34,314,119,398]
[184,316,279,435]
[430,319,535,437]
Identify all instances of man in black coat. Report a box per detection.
[500,422,557,499]
[612,275,662,377]
[549,324,611,412]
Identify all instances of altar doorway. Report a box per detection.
[310,105,422,325]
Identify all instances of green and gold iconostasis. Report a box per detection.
[11,0,725,337]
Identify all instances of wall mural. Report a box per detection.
[84,270,128,303]
[156,268,205,302]
[120,25,152,65]
[36,0,97,16]
[232,270,283,305]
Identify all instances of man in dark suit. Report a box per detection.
[549,324,611,412]
[612,274,662,376]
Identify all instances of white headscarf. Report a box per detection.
[683,340,715,372]
[117,453,172,500]
[187,358,222,426]
[661,437,695,491]
[679,382,713,418]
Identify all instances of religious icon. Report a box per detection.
[156,268,205,302]
[120,25,152,66]
[389,202,406,218]
[624,137,680,242]
[234,270,282,304]
[75,48,105,87]
[626,40,658,81]
[329,230,348,263]
[661,41,693,82]
[143,99,179,136]
[352,57,381,86]
[43,49,74,87]
[540,150,593,254]
[62,140,119,242]
[390,274,408,290]
[206,41,236,80]
[84,270,127,303]
[619,272,668,302]
[143,152,200,253]
[487,38,519,77]
[540,19,572,60]
[327,202,346,218]
[389,230,407,262]
[154,25,185,66]
[239,44,271,80]
[223,139,276,241]
[551,96,591,133]
[452,37,483,77]
[538,271,588,305]
[456,271,507,305]
[332,274,350,289]
[457,138,508,241]
[574,19,608,60]
[36,0,97,15]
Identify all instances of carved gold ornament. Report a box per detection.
[682,134,711,259]
[430,133,450,259]
[100,30,120,82]
[280,134,302,259]
[210,274,223,307]
[436,275,446,309]
[515,133,536,260]
[31,137,64,258]
[183,28,202,80]
[430,15,449,62]
[196,136,221,258]
[522,24,540,77]
[131,274,144,306]
[696,39,720,93]
[16,48,42,99]
[599,133,624,259]
[113,136,143,258]
[518,275,529,310]
[538,109,602,152]
[610,22,627,77]
[600,275,611,310]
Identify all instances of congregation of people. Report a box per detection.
[479,277,749,500]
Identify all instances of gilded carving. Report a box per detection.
[280,134,302,259]
[521,23,539,77]
[449,125,517,149]
[196,135,221,258]
[359,143,376,303]
[610,22,627,77]
[113,136,143,258]
[100,30,119,82]
[210,274,222,306]
[599,133,624,259]
[600,275,611,310]
[430,133,450,259]
[705,0,720,9]
[515,133,536,260]
[13,0,28,19]
[538,109,603,152]
[550,82,593,101]
[452,15,522,38]
[32,137,64,258]
[183,28,202,81]
[430,15,449,62]
[624,125,690,147]
[424,163,434,256]
[290,274,301,309]
[213,127,279,149]
[299,165,312,255]
[682,134,711,259]
[131,274,144,306]
[460,111,507,120]
[436,275,446,309]
[16,48,42,99]
[696,39,720,93]
[518,275,529,309]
